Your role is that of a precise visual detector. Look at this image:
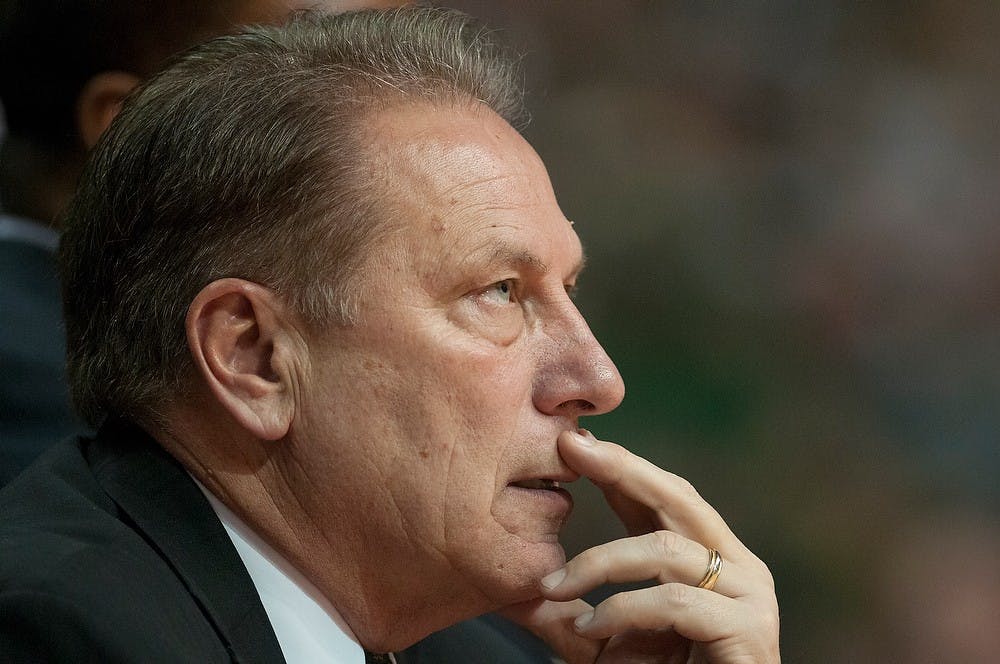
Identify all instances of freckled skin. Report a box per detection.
[281,101,625,649]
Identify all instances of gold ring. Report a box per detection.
[697,548,723,591]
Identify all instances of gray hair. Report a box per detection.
[59,7,524,428]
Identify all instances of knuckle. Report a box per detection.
[572,545,610,579]
[602,590,634,616]
[756,603,781,639]
[663,582,691,607]
[608,442,631,467]
[650,529,687,559]
[675,477,703,505]
[760,562,776,591]
[746,555,776,591]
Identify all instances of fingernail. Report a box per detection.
[573,610,594,632]
[540,568,566,590]
[571,430,594,446]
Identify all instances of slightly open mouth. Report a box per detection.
[510,479,561,491]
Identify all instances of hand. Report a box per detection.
[502,430,779,663]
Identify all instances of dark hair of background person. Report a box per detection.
[0,0,257,221]
[59,7,525,430]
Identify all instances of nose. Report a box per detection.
[532,300,625,419]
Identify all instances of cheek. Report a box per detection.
[368,327,538,540]
[377,376,509,546]
[418,343,529,448]
[448,298,525,347]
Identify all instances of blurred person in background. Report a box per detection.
[0,0,405,485]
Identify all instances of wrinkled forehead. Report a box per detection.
[356,101,584,287]
[363,101,563,230]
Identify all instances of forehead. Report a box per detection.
[364,102,582,269]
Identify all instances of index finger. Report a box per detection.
[558,430,752,561]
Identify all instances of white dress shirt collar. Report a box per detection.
[193,478,367,664]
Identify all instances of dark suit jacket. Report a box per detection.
[0,420,555,662]
[0,231,84,485]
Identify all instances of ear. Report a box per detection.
[186,279,298,441]
[76,71,141,148]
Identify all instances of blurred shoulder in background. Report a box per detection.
[0,0,407,484]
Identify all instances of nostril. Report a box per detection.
[560,399,594,413]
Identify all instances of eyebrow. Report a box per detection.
[485,244,587,278]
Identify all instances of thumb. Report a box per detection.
[499,598,604,664]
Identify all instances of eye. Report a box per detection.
[482,279,516,305]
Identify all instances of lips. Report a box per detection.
[503,475,574,523]
[510,478,561,491]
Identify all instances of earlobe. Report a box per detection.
[76,71,141,148]
[186,279,296,441]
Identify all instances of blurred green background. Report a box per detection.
[447,2,1000,661]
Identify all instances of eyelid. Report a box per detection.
[487,277,517,290]
[476,278,518,303]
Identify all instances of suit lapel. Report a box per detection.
[90,420,285,664]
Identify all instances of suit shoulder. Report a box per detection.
[0,438,148,599]
[0,440,230,661]
[0,582,231,662]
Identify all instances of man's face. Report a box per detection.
[290,102,624,619]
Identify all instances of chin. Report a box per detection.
[485,539,567,605]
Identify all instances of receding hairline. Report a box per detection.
[58,6,528,427]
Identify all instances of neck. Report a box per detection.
[154,412,498,652]
[153,412,496,652]
[209,455,492,652]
